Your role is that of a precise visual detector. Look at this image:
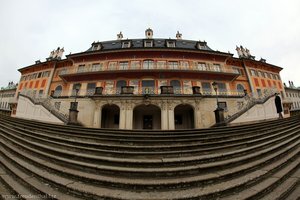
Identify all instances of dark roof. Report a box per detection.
[86,38,213,52]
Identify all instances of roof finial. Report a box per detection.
[117,31,123,40]
[145,28,153,39]
[176,31,182,40]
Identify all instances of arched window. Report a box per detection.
[170,80,181,94]
[237,84,245,94]
[54,85,62,97]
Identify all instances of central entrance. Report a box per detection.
[133,104,161,129]
[143,115,153,129]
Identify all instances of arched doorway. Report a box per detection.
[174,104,195,129]
[101,104,120,128]
[133,104,161,129]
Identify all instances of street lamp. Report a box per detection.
[212,81,219,109]
[212,81,225,125]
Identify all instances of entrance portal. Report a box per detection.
[133,104,161,129]
[143,115,153,129]
[101,104,120,128]
[174,104,195,129]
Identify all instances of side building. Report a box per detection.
[14,29,285,129]
[0,82,18,115]
[284,81,300,116]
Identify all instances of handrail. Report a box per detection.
[20,90,69,123]
[224,88,277,123]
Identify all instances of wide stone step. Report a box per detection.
[1,126,299,170]
[3,119,298,148]
[0,164,44,200]
[0,137,299,199]
[260,168,299,200]
[222,159,300,200]
[3,130,300,184]
[0,153,84,200]
[1,122,298,158]
[1,114,299,137]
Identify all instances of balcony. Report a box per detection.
[49,86,246,98]
[59,63,240,82]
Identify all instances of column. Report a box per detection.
[119,103,126,129]
[93,104,101,128]
[168,109,175,130]
[125,109,133,129]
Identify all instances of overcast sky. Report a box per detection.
[0,0,299,88]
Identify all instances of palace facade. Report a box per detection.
[14,29,285,129]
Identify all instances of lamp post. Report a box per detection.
[212,81,225,126]
[68,85,80,125]
[212,81,219,109]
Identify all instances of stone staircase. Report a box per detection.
[0,114,299,200]
[19,93,69,124]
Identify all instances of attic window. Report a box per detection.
[92,44,101,51]
[144,40,153,47]
[197,42,206,50]
[122,41,131,48]
[166,41,176,48]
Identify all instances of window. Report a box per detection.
[91,63,102,71]
[119,62,129,70]
[181,61,189,70]
[122,41,131,48]
[72,83,81,96]
[202,82,212,94]
[86,83,96,96]
[257,89,262,97]
[116,80,127,94]
[168,61,179,69]
[250,69,257,76]
[166,41,176,48]
[42,71,50,77]
[38,90,44,97]
[218,83,227,94]
[213,64,221,72]
[232,67,244,75]
[142,80,155,94]
[92,44,101,51]
[108,62,117,70]
[77,65,85,73]
[261,71,266,78]
[196,62,207,71]
[143,60,154,69]
[59,68,67,75]
[144,40,153,47]
[131,61,140,69]
[38,72,42,78]
[53,85,62,97]
[170,80,181,94]
[157,61,166,69]
[237,84,245,94]
[257,71,262,77]
[34,80,39,88]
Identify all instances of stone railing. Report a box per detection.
[224,88,277,123]
[20,90,69,123]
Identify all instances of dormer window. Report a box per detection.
[196,41,207,50]
[144,40,153,47]
[166,40,176,48]
[122,41,131,48]
[92,43,101,51]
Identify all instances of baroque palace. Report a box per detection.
[13,28,287,129]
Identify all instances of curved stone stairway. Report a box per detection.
[0,114,299,200]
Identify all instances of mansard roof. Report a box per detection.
[85,38,213,52]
